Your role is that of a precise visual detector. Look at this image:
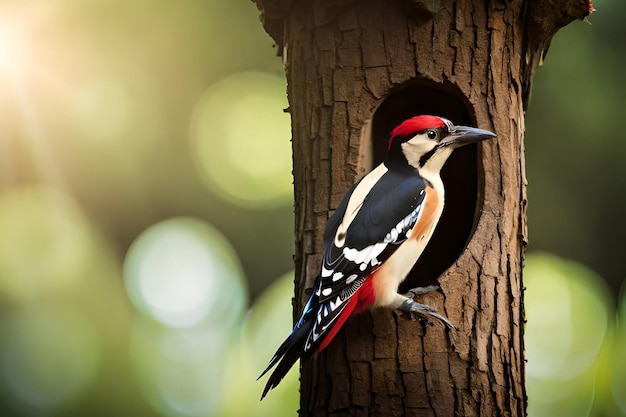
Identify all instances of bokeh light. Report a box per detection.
[126,219,250,417]
[123,217,247,329]
[131,271,299,417]
[0,305,99,415]
[225,271,299,416]
[68,76,133,142]
[130,318,227,417]
[190,71,292,208]
[610,284,626,414]
[0,186,95,301]
[525,253,612,417]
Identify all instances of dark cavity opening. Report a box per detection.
[370,80,483,292]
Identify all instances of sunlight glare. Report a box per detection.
[0,8,35,79]
[0,3,53,84]
[0,28,22,74]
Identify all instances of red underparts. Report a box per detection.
[316,274,377,352]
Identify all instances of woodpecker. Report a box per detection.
[258,115,496,399]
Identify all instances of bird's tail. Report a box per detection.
[258,293,317,399]
[257,320,313,399]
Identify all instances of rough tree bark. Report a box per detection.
[252,1,594,416]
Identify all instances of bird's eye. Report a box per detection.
[426,129,438,140]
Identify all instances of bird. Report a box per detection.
[258,115,496,399]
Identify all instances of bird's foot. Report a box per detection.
[402,285,440,298]
[396,287,454,329]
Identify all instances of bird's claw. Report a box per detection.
[397,298,454,329]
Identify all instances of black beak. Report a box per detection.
[438,125,496,148]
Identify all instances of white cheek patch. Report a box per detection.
[401,136,436,168]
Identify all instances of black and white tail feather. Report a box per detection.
[257,286,319,399]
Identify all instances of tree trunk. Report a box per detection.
[252,0,594,416]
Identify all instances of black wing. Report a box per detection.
[305,168,428,349]
[259,166,429,398]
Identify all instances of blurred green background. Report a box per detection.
[0,1,623,416]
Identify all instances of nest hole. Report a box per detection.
[369,80,484,292]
